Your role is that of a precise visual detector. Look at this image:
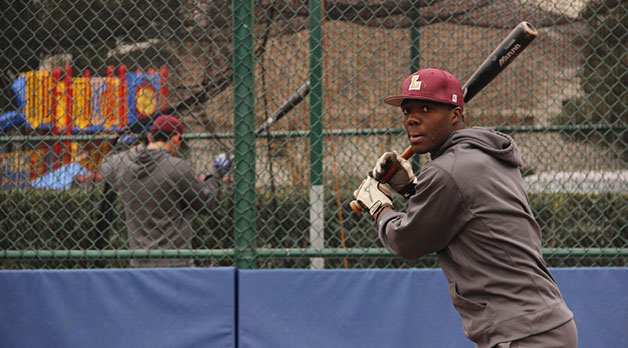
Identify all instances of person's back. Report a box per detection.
[100,115,223,267]
[113,146,217,264]
[418,127,573,345]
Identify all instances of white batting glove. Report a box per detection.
[353,176,393,219]
[371,151,417,199]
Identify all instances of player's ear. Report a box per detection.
[147,133,153,143]
[451,107,464,125]
[171,134,181,145]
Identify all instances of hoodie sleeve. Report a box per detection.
[174,159,221,213]
[98,153,121,185]
[377,164,472,259]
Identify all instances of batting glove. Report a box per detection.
[213,153,234,177]
[353,176,393,219]
[371,151,417,199]
[200,153,234,182]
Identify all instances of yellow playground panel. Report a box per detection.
[2,65,167,187]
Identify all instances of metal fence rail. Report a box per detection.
[1,0,626,269]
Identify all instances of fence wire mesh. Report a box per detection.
[0,0,626,269]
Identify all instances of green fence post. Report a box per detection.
[233,0,257,269]
[410,5,421,73]
[409,4,422,173]
[308,0,324,269]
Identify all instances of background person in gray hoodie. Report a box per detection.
[100,115,228,267]
[353,68,577,348]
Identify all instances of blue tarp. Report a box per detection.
[10,75,27,109]
[30,162,89,190]
[0,111,26,132]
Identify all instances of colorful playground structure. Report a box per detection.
[0,65,168,188]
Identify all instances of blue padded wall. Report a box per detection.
[0,267,236,348]
[238,269,472,348]
[553,267,628,348]
[238,268,628,348]
[1,267,626,347]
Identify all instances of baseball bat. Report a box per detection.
[256,82,311,135]
[198,82,312,180]
[351,21,538,214]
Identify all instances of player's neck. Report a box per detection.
[147,141,174,154]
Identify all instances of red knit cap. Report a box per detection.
[150,115,184,135]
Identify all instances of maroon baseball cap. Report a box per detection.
[150,115,184,135]
[383,68,464,109]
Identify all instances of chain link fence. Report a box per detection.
[0,0,626,269]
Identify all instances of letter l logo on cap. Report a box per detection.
[409,75,422,90]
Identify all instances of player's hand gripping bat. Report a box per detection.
[351,21,538,214]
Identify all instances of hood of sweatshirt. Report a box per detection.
[128,145,167,179]
[430,127,523,168]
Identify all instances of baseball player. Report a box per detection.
[100,115,230,267]
[353,68,578,347]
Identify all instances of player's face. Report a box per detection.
[401,100,460,154]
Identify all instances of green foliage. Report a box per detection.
[555,1,628,160]
[530,191,628,267]
[0,188,126,268]
[1,188,626,269]
[530,192,627,248]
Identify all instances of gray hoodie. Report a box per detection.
[378,127,573,347]
[100,145,221,267]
